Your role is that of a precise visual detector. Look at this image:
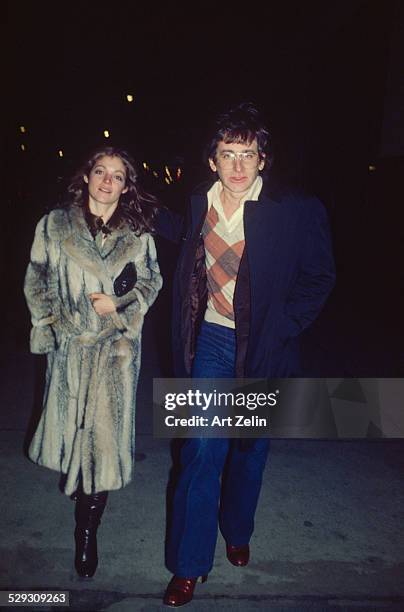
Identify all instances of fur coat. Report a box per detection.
[24,206,162,495]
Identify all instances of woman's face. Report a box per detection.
[84,155,128,208]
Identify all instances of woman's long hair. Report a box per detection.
[66,146,159,234]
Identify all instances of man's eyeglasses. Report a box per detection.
[217,151,260,167]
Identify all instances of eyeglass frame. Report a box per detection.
[215,149,264,167]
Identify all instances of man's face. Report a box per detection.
[209,139,265,195]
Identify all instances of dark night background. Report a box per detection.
[5,0,404,376]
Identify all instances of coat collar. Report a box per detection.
[190,177,282,227]
[60,206,141,289]
[68,205,130,242]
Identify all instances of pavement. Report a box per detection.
[1,308,404,611]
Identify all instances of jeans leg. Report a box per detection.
[167,438,230,576]
[167,322,236,575]
[219,438,270,546]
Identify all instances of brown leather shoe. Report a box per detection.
[163,575,207,607]
[226,544,250,567]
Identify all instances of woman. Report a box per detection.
[24,146,162,577]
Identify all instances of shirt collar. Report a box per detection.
[207,175,263,211]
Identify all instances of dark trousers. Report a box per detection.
[166,321,270,576]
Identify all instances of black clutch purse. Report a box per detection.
[113,263,137,297]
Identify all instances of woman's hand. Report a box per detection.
[89,293,117,315]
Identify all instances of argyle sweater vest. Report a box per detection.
[202,204,245,328]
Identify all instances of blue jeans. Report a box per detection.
[166,321,270,576]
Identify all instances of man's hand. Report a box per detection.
[89,293,116,315]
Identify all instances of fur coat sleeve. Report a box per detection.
[24,214,59,354]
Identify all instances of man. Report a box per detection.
[157,103,335,606]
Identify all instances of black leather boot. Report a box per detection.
[74,490,108,578]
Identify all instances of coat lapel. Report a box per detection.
[101,231,142,273]
[190,194,208,232]
[243,191,283,287]
[61,207,140,291]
